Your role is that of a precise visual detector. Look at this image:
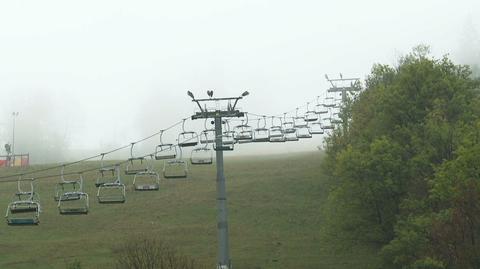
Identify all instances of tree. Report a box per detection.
[322,46,480,268]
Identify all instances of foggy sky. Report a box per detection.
[0,0,479,163]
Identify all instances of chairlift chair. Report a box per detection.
[125,143,149,175]
[58,191,89,215]
[200,129,216,144]
[285,132,299,141]
[322,96,336,108]
[97,165,126,203]
[304,102,319,122]
[163,146,188,178]
[6,201,40,225]
[54,165,83,201]
[315,96,329,114]
[234,114,253,143]
[200,119,216,144]
[269,117,286,143]
[253,116,270,142]
[310,121,325,135]
[6,178,41,225]
[191,146,214,165]
[283,113,297,134]
[155,130,177,160]
[296,126,312,139]
[133,156,160,190]
[322,117,335,130]
[55,170,89,214]
[178,119,198,147]
[293,108,308,128]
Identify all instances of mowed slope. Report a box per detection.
[0,152,379,269]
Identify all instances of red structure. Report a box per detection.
[0,154,29,168]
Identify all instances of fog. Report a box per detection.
[0,0,479,163]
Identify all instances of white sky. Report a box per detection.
[0,0,479,162]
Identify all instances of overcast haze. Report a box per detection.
[0,0,479,163]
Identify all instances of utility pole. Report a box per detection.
[188,90,249,269]
[11,112,19,167]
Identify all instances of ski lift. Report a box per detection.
[310,121,325,135]
[5,178,41,225]
[315,96,329,114]
[155,130,177,160]
[54,165,83,201]
[214,120,235,151]
[95,154,120,187]
[163,146,188,178]
[253,116,270,143]
[293,108,308,128]
[269,117,286,143]
[58,173,89,215]
[133,155,160,191]
[125,143,148,175]
[296,126,312,139]
[322,117,335,130]
[191,145,213,165]
[200,119,215,144]
[178,119,198,147]
[322,96,336,108]
[305,102,319,122]
[285,132,299,141]
[234,113,253,143]
[97,165,126,203]
[283,113,297,134]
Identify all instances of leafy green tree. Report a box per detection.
[322,45,480,268]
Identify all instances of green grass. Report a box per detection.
[0,152,379,269]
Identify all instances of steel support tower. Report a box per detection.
[188,90,249,269]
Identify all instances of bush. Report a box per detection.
[113,236,205,269]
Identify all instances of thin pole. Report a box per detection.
[214,116,230,269]
[12,112,18,166]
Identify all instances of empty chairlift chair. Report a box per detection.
[322,95,336,109]
[253,116,270,143]
[191,145,213,165]
[54,165,83,201]
[283,113,298,141]
[322,115,335,130]
[58,172,89,215]
[296,125,312,139]
[133,155,160,191]
[315,96,329,115]
[178,119,198,147]
[163,146,188,178]
[269,116,286,143]
[200,119,216,145]
[304,102,319,122]
[155,130,177,160]
[309,120,325,135]
[95,154,119,187]
[125,143,149,175]
[293,108,308,128]
[97,165,126,203]
[234,114,253,144]
[5,178,41,225]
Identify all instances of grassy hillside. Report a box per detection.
[0,152,379,269]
